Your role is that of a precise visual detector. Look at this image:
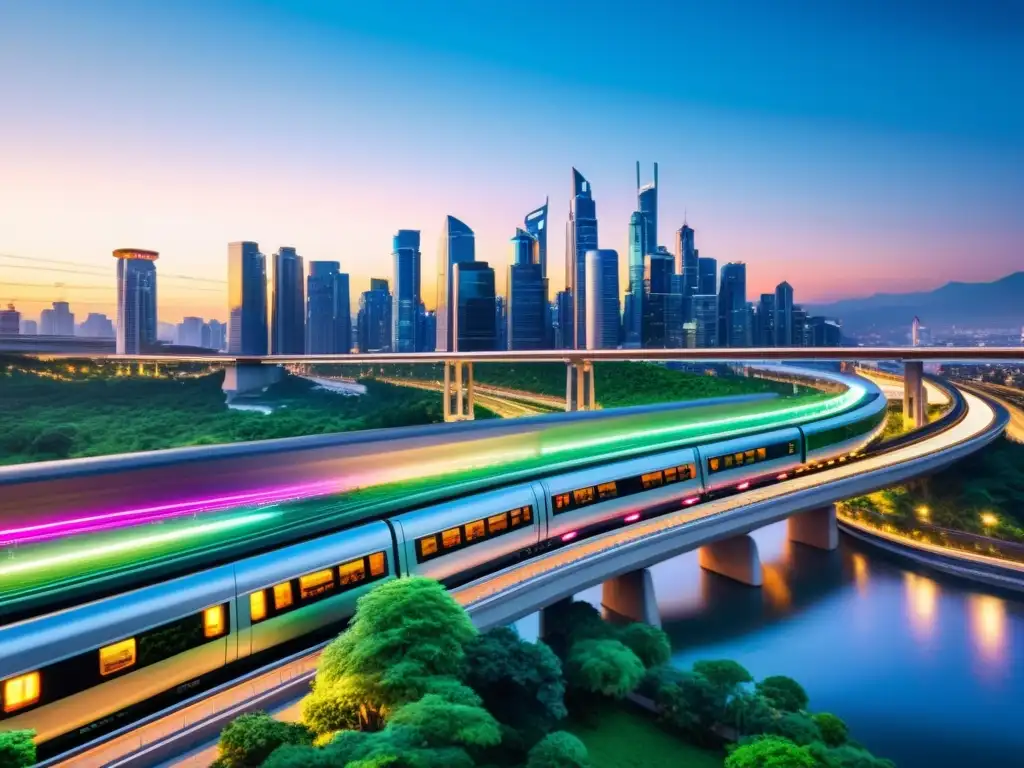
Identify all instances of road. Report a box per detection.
[375,376,560,418]
[957,381,1024,443]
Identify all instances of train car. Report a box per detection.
[798,394,888,468]
[542,447,704,542]
[393,485,543,589]
[696,427,805,497]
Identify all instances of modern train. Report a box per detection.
[0,389,888,759]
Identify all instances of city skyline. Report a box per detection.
[2,1,1022,323]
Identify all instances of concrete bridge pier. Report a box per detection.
[903,360,926,428]
[601,568,661,628]
[222,362,282,399]
[698,534,763,586]
[788,504,839,550]
[443,361,475,422]
[566,360,596,412]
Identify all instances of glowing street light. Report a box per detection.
[981,512,999,528]
[916,506,930,522]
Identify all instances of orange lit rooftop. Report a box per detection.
[112,248,159,261]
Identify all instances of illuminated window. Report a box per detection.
[2,671,40,713]
[709,457,720,472]
[521,506,532,523]
[641,471,664,489]
[441,528,462,549]
[664,467,678,483]
[274,582,294,610]
[299,570,335,600]
[744,450,756,463]
[368,552,387,577]
[510,507,524,526]
[99,638,137,676]
[734,452,745,466]
[597,482,618,499]
[465,520,486,542]
[573,487,596,505]
[756,447,767,461]
[553,493,571,511]
[418,536,439,559]
[487,512,509,533]
[678,464,695,480]
[339,559,366,585]
[203,605,226,638]
[724,455,734,468]
[250,591,268,622]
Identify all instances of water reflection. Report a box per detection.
[851,551,869,594]
[904,572,938,641]
[969,594,1007,672]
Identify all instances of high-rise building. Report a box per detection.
[524,198,548,279]
[774,281,794,347]
[357,280,392,353]
[585,249,619,350]
[692,295,718,348]
[792,306,809,346]
[718,262,748,348]
[675,224,697,297]
[1,304,21,335]
[637,162,658,256]
[307,261,351,353]
[757,293,776,346]
[452,262,496,351]
[205,319,227,351]
[625,211,646,348]
[911,316,921,347]
[392,230,421,353]
[697,255,717,296]
[566,168,598,348]
[554,290,574,349]
[81,313,114,338]
[643,248,674,348]
[418,306,437,353]
[269,247,305,354]
[508,231,547,351]
[20,319,37,335]
[40,301,75,336]
[495,296,508,351]
[436,216,475,352]
[113,248,158,354]
[228,241,267,355]
[807,316,842,346]
[176,316,204,347]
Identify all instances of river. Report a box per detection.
[521,521,1024,767]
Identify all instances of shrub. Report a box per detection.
[756,675,809,713]
[813,712,849,747]
[725,736,816,768]
[526,731,591,768]
[616,623,671,668]
[565,639,645,700]
[765,711,821,746]
[0,730,36,768]
[211,713,313,767]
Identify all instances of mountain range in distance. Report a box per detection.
[806,272,1024,336]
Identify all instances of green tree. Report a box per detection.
[565,639,645,700]
[616,623,671,668]
[463,627,567,742]
[0,730,36,768]
[725,692,778,737]
[540,600,613,659]
[764,712,821,746]
[808,742,896,768]
[654,669,721,744]
[756,675,809,713]
[812,713,849,747]
[387,694,502,750]
[725,736,816,768]
[693,659,754,694]
[211,713,313,767]
[526,731,591,768]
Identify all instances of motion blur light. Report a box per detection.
[624,513,641,523]
[981,512,998,527]
[737,482,750,490]
[561,531,578,542]
[683,497,699,506]
[776,473,788,481]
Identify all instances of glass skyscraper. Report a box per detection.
[508,230,547,350]
[757,293,776,346]
[584,248,620,350]
[524,198,548,279]
[113,248,158,354]
[358,280,391,352]
[392,229,421,353]
[270,247,305,354]
[643,248,674,348]
[637,162,658,256]
[436,215,475,352]
[625,211,646,348]
[774,281,794,347]
[228,241,267,355]
[676,224,698,297]
[452,262,496,351]
[692,294,719,348]
[307,261,351,353]
[566,168,598,349]
[718,262,748,347]
[697,255,717,296]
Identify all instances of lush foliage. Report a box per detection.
[725,736,816,768]
[525,731,591,768]
[755,675,809,713]
[0,730,36,768]
[616,622,672,668]
[565,639,645,700]
[211,713,313,767]
[812,713,849,747]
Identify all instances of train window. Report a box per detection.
[664,467,678,483]
[487,512,509,533]
[250,591,268,622]
[597,482,618,499]
[369,551,387,577]
[274,582,294,610]
[734,452,745,466]
[744,449,756,463]
[511,506,533,527]
[465,519,486,542]
[678,464,695,480]
[521,506,532,523]
[339,559,366,586]
[641,471,664,489]
[99,638,136,677]
[723,455,734,469]
[2,671,39,714]
[553,493,572,512]
[418,535,439,559]
[442,528,462,549]
[756,447,767,461]
[204,605,227,638]
[573,487,596,506]
[709,457,720,472]
[299,570,335,600]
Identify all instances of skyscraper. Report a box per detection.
[206,319,227,351]
[675,224,698,298]
[508,230,547,350]
[392,230,421,353]
[176,316,204,347]
[495,296,508,351]
[0,304,20,335]
[757,293,776,346]
[81,313,114,338]
[228,241,267,355]
[566,168,598,348]
[436,216,475,352]
[697,255,717,296]
[358,280,392,352]
[625,211,647,347]
[269,247,305,354]
[554,290,574,349]
[524,198,548,279]
[774,281,794,347]
[452,262,496,351]
[718,262,748,347]
[692,294,718,348]
[307,261,351,353]
[584,249,619,350]
[807,316,842,346]
[113,248,158,354]
[643,249,674,347]
[40,302,74,336]
[637,162,658,256]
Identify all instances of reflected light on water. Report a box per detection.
[969,594,1007,669]
[762,564,792,610]
[851,552,869,594]
[904,572,938,640]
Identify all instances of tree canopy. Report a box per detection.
[725,736,817,768]
[755,675,809,713]
[211,713,313,768]
[565,639,645,700]
[0,730,35,768]
[526,731,591,768]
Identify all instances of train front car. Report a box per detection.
[542,447,703,543]
[696,427,805,499]
[798,393,888,469]
[393,485,543,589]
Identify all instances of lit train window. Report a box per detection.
[553,493,572,511]
[664,467,678,483]
[709,458,720,472]
[204,605,227,638]
[708,440,797,474]
[442,528,462,549]
[511,506,533,527]
[734,452,745,466]
[339,559,366,585]
[597,482,618,500]
[744,450,756,463]
[299,570,335,600]
[2,671,39,714]
[724,455,734,469]
[465,520,486,542]
[788,441,797,454]
[369,552,387,577]
[573,487,596,505]
[274,582,294,610]
[99,638,137,676]
[641,471,664,489]
[250,591,268,622]
[757,448,767,461]
[487,512,509,533]
[678,464,696,480]
[521,506,532,523]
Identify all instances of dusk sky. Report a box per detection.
[2,0,1022,322]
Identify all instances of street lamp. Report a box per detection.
[916,506,930,522]
[981,512,998,528]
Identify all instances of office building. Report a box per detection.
[807,316,842,346]
[792,306,809,346]
[228,241,268,355]
[495,296,508,351]
[637,162,658,256]
[113,248,158,354]
[675,224,697,297]
[392,230,421,353]
[436,216,475,351]
[20,319,37,335]
[554,291,574,349]
[697,255,717,296]
[524,198,549,279]
[757,293,776,346]
[416,302,436,352]
[624,211,646,348]
[41,301,75,337]
[307,261,351,353]
[357,279,392,353]
[692,294,718,348]
[80,313,114,338]
[507,231,547,350]
[566,168,599,348]
[176,316,204,347]
[205,319,227,351]
[643,248,674,348]
[718,262,748,347]
[584,249,619,350]
[774,281,794,347]
[269,247,305,354]
[911,316,921,347]
[452,261,496,351]
[1,304,20,335]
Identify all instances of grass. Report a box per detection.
[566,705,724,768]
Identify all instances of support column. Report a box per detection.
[538,597,574,643]
[443,361,452,421]
[602,568,661,628]
[565,360,596,412]
[465,362,474,420]
[222,362,283,400]
[698,534,763,587]
[788,504,839,551]
[442,361,474,422]
[903,360,926,428]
